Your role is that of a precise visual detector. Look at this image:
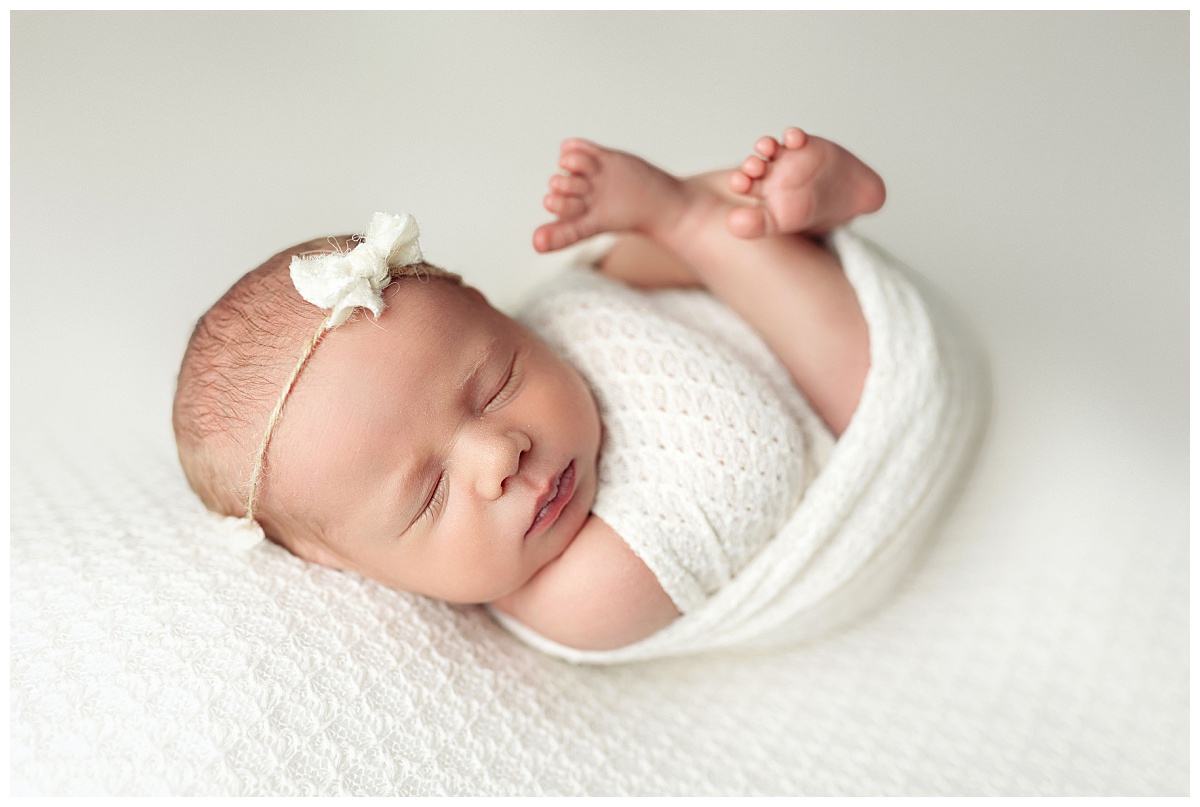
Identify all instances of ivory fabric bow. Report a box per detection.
[289,211,424,329]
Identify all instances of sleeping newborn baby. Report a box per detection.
[173,128,887,652]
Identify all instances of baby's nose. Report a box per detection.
[472,430,531,500]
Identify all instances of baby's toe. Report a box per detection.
[543,193,587,219]
[741,155,768,180]
[560,137,601,155]
[782,127,808,150]
[550,174,590,195]
[533,219,588,253]
[728,170,754,195]
[559,151,600,176]
[726,205,772,239]
[532,223,560,253]
[754,136,781,160]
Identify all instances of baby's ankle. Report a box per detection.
[643,182,728,251]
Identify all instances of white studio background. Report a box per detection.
[12,12,1187,475]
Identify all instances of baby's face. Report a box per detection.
[267,277,602,604]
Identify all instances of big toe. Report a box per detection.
[534,220,586,253]
[727,205,772,239]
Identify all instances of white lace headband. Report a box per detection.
[220,211,454,550]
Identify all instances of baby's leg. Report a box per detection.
[595,235,700,289]
[549,171,734,290]
[534,139,870,435]
[726,127,886,238]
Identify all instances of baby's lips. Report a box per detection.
[525,461,575,539]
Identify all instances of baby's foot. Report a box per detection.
[533,139,710,254]
[726,127,886,238]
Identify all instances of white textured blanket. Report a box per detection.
[494,229,988,663]
[10,230,1187,795]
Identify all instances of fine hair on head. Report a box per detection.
[172,232,458,546]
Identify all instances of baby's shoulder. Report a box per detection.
[490,514,679,651]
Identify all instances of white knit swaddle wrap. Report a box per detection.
[519,263,834,614]
[492,229,987,664]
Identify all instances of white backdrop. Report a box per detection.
[10,12,1189,795]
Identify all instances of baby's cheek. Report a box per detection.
[545,359,601,432]
[426,528,519,604]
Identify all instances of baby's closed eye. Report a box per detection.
[417,472,448,524]
[483,351,523,413]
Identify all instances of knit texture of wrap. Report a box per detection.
[490,229,989,664]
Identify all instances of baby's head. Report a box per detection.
[174,220,602,604]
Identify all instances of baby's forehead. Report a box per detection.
[310,277,513,388]
[272,277,517,511]
[376,275,507,336]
